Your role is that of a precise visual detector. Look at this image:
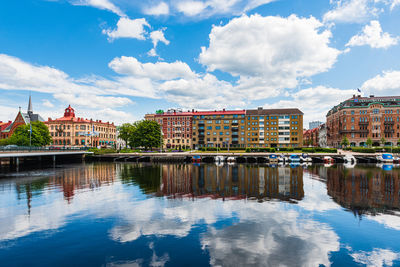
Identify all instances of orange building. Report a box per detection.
[45,105,117,147]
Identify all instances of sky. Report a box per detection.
[0,0,400,127]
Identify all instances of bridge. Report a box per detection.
[0,151,93,170]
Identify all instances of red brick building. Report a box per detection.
[327,95,400,147]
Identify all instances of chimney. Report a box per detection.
[258,107,262,110]
[192,109,194,112]
[223,108,226,112]
[370,95,374,97]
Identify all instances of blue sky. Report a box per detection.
[0,0,400,127]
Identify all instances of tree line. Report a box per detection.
[118,120,162,150]
[0,121,52,147]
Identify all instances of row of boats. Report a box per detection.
[193,153,399,164]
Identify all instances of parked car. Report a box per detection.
[4,145,18,149]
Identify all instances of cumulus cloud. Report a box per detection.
[0,54,145,124]
[346,20,399,48]
[323,0,381,24]
[143,1,170,15]
[265,86,358,126]
[199,14,341,99]
[102,17,150,41]
[71,0,124,16]
[361,70,400,95]
[351,248,400,267]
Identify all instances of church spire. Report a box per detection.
[27,94,33,114]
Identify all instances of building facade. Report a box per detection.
[327,95,400,147]
[192,109,246,149]
[154,109,193,149]
[146,107,304,149]
[1,96,44,139]
[245,108,303,148]
[45,105,116,147]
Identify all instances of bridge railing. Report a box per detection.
[0,146,89,152]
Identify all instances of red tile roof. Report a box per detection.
[0,121,12,132]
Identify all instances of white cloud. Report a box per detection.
[148,29,170,57]
[42,99,54,108]
[143,1,170,15]
[109,56,195,80]
[102,17,150,41]
[323,0,380,24]
[176,1,208,16]
[351,249,400,267]
[265,86,358,126]
[71,0,124,16]
[199,14,341,99]
[346,20,399,48]
[361,70,400,95]
[391,0,400,9]
[174,0,275,18]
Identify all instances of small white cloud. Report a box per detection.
[361,70,400,95]
[346,20,399,48]
[42,99,54,108]
[176,1,207,16]
[148,29,170,57]
[323,0,380,24]
[102,17,150,41]
[71,0,125,16]
[143,2,170,15]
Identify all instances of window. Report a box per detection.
[224,126,229,130]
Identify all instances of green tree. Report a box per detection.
[366,138,373,148]
[118,123,135,149]
[129,120,162,150]
[341,136,349,148]
[397,139,400,147]
[380,137,386,147]
[8,121,51,147]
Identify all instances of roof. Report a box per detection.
[0,121,12,132]
[246,108,303,115]
[193,109,245,115]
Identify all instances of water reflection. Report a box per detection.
[1,163,400,266]
[120,164,304,202]
[306,165,400,215]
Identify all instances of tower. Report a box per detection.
[27,94,33,116]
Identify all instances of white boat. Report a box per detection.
[323,156,334,164]
[215,155,225,163]
[269,154,279,164]
[344,155,357,165]
[288,154,301,163]
[278,154,287,163]
[377,153,394,163]
[226,156,236,163]
[300,153,312,163]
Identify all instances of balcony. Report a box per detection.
[384,121,395,125]
[339,129,369,134]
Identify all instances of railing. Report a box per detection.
[0,146,89,152]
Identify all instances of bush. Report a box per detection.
[245,147,276,153]
[351,147,375,153]
[88,148,117,155]
[302,148,315,153]
[119,148,136,153]
[315,147,337,153]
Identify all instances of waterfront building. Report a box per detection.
[45,105,116,147]
[245,108,303,148]
[0,96,44,139]
[326,95,400,147]
[154,108,194,149]
[146,107,304,149]
[309,121,323,130]
[192,109,246,149]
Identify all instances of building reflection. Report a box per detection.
[307,165,400,215]
[15,163,118,211]
[159,164,304,201]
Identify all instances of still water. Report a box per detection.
[1,163,400,267]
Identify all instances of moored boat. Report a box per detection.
[323,156,334,164]
[377,153,394,163]
[288,154,301,163]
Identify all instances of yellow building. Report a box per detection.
[45,105,116,147]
